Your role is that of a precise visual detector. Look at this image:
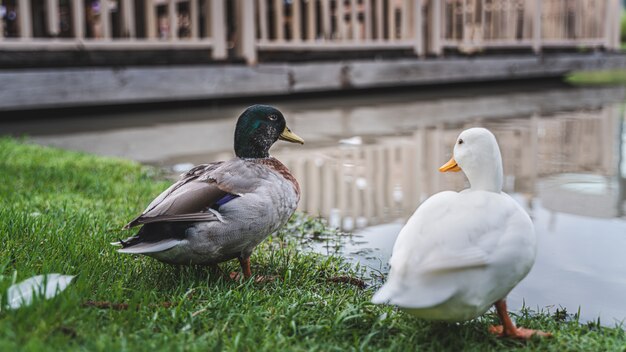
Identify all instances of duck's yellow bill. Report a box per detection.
[279,126,305,144]
[439,157,461,172]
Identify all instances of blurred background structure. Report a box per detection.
[1,0,625,110]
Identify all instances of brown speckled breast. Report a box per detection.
[256,157,300,198]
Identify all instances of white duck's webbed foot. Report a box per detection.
[488,299,552,339]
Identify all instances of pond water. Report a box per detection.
[4,81,626,326]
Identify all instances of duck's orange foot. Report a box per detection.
[228,272,278,283]
[489,325,552,339]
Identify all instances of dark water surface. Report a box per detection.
[4,82,626,325]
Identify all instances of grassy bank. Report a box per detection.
[0,138,624,351]
[566,69,626,86]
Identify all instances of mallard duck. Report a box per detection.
[372,128,550,339]
[114,105,304,279]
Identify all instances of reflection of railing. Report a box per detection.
[0,0,226,58]
[281,140,423,230]
[277,106,620,229]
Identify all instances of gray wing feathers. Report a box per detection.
[144,182,223,216]
[142,163,220,214]
[124,162,230,229]
[200,160,264,194]
[124,160,264,229]
[125,181,226,228]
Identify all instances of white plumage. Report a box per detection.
[372,128,538,325]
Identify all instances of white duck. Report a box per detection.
[372,128,550,339]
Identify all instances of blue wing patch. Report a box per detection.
[212,194,239,209]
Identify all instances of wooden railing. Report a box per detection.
[240,0,621,63]
[0,0,227,59]
[240,0,425,63]
[0,0,621,64]
[436,0,621,54]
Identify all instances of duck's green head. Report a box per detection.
[234,105,304,158]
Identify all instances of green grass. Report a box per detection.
[565,69,626,86]
[1,137,625,351]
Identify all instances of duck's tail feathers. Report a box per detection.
[117,239,181,254]
[372,280,456,308]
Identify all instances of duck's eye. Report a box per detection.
[267,115,278,121]
[458,139,464,145]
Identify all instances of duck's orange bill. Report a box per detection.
[439,157,462,172]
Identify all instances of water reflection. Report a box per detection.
[278,104,625,229]
[4,83,626,325]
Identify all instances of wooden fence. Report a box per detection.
[438,0,620,54]
[0,0,227,58]
[0,0,621,64]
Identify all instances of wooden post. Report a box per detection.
[604,0,619,49]
[242,0,257,64]
[414,0,422,56]
[595,0,602,39]
[146,0,156,39]
[610,0,621,50]
[101,0,111,39]
[259,0,269,41]
[375,0,383,40]
[337,0,346,39]
[321,0,330,39]
[387,0,395,40]
[0,3,3,40]
[450,0,456,41]
[604,0,612,49]
[190,0,199,39]
[168,0,177,40]
[574,0,581,40]
[364,0,371,40]
[121,0,135,38]
[18,0,32,39]
[533,0,541,53]
[72,0,85,39]
[351,0,358,40]
[401,0,410,40]
[307,0,315,40]
[274,0,284,41]
[46,0,60,36]
[480,0,485,45]
[462,0,468,47]
[211,0,227,58]
[430,0,441,55]
[292,0,301,41]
